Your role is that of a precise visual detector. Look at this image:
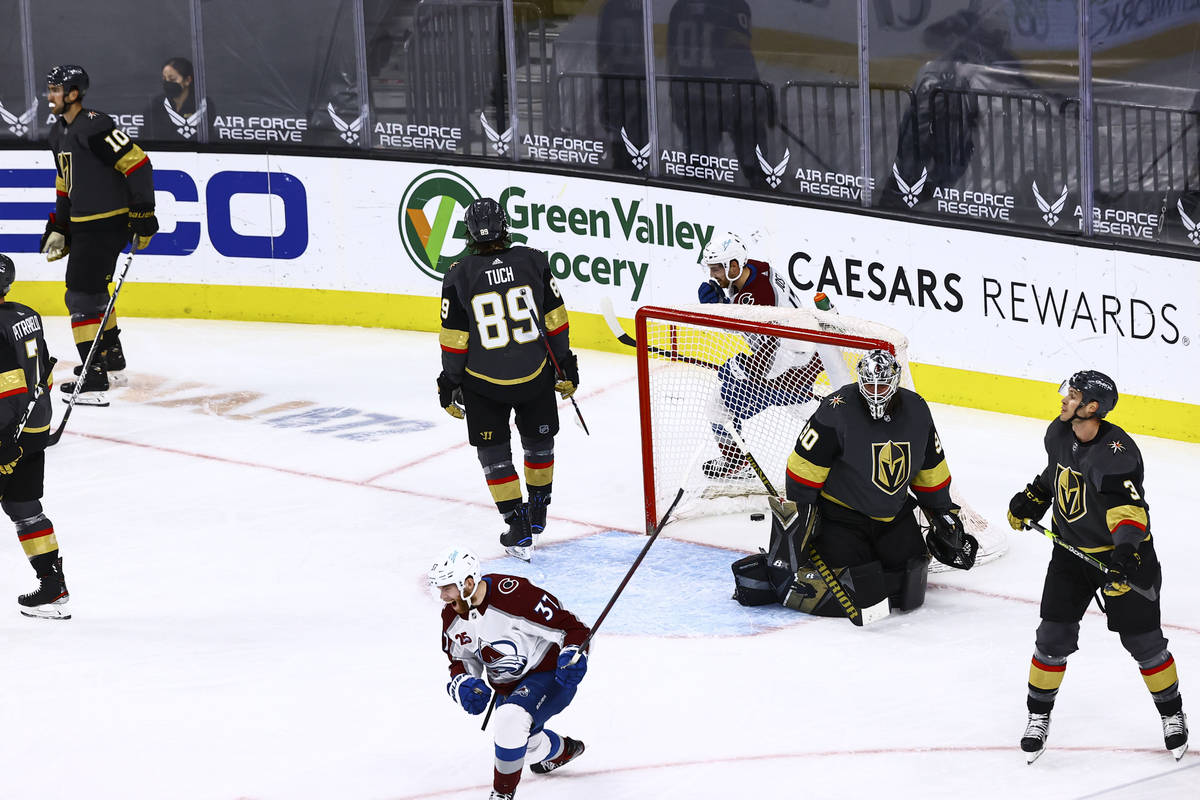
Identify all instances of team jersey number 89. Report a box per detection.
[470,285,540,350]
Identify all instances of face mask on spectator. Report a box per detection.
[163,81,184,99]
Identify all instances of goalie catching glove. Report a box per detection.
[447,673,491,715]
[925,507,977,570]
[1007,481,1050,531]
[39,214,69,262]
[555,351,579,399]
[436,373,465,419]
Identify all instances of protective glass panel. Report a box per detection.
[1087,1,1200,250]
[367,0,510,157]
[200,0,364,149]
[869,1,1079,233]
[0,0,35,143]
[29,0,194,143]
[650,0,783,190]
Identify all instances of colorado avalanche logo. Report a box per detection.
[480,639,528,676]
[497,578,519,594]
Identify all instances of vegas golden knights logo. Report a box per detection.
[1055,464,1087,522]
[871,440,911,495]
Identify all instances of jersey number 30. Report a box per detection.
[471,286,538,350]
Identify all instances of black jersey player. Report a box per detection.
[40,65,158,405]
[0,255,68,619]
[1008,370,1188,763]
[436,198,579,560]
[783,349,974,617]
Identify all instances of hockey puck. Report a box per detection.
[750,513,765,521]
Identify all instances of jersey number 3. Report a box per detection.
[471,286,538,350]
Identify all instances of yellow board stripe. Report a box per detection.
[5,282,1196,443]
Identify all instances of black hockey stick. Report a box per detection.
[720,422,887,626]
[480,691,497,731]
[1022,519,1157,602]
[518,288,589,435]
[11,356,56,445]
[598,297,720,370]
[49,250,134,446]
[568,439,709,665]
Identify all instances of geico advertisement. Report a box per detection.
[1,151,1195,401]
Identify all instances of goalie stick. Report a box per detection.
[49,250,134,445]
[518,288,589,435]
[720,421,888,626]
[1022,519,1157,602]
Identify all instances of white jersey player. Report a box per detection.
[430,546,589,799]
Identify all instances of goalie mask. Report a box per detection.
[856,349,901,420]
[428,546,481,602]
[701,232,748,283]
[1060,370,1118,418]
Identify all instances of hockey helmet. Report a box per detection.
[428,546,482,601]
[701,232,748,282]
[47,64,89,100]
[464,197,508,244]
[856,349,901,420]
[1060,370,1118,418]
[0,253,13,296]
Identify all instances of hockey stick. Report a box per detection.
[518,288,589,436]
[48,250,134,446]
[480,690,497,732]
[568,439,709,665]
[598,297,720,370]
[11,356,56,445]
[1022,519,1157,602]
[720,421,887,626]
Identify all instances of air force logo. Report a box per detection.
[0,99,36,137]
[621,126,651,171]
[1032,181,1069,227]
[1177,199,1200,245]
[755,144,789,189]
[327,102,363,145]
[481,112,514,155]
[479,639,528,676]
[1054,463,1087,522]
[891,164,927,208]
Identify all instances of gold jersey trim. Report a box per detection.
[71,207,128,223]
[819,491,896,522]
[786,451,830,487]
[439,327,469,350]
[544,305,569,333]
[0,368,25,395]
[466,359,547,386]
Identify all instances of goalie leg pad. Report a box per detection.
[890,554,930,611]
[732,553,777,606]
[785,560,886,617]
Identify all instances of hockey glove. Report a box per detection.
[128,205,159,251]
[926,508,977,570]
[555,646,588,688]
[555,351,579,399]
[697,279,729,304]
[436,373,465,419]
[1007,482,1051,531]
[1104,542,1150,597]
[447,673,491,715]
[40,214,69,262]
[0,443,21,475]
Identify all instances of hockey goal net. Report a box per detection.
[635,303,1006,571]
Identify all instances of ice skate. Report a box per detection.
[702,453,753,480]
[530,737,584,774]
[18,556,70,620]
[73,342,127,387]
[528,493,550,541]
[61,363,109,406]
[1162,710,1188,760]
[500,505,533,562]
[1021,712,1050,764]
[488,792,514,800]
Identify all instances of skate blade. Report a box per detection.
[63,391,109,407]
[503,545,532,562]
[19,601,71,620]
[1024,747,1045,765]
[1171,742,1188,761]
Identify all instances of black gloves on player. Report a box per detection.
[697,279,729,304]
[39,213,70,262]
[1104,542,1151,596]
[1007,481,1051,531]
[447,673,491,714]
[0,443,22,476]
[128,205,159,251]
[926,507,977,570]
[436,373,465,419]
[555,350,579,399]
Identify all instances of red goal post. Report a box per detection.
[634,303,1005,571]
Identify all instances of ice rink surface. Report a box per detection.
[1,317,1196,799]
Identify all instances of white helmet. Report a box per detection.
[856,349,901,420]
[428,546,481,600]
[701,232,748,282]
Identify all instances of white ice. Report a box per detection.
[2,317,1196,800]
